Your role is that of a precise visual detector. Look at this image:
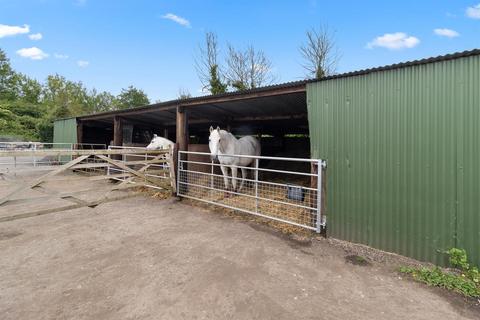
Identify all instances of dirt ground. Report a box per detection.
[0,175,479,319]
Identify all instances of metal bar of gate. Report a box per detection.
[177,150,326,232]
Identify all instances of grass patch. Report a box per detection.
[345,254,371,266]
[400,248,480,298]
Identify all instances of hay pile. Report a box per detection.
[180,171,318,232]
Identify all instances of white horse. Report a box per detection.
[146,134,174,150]
[208,126,261,192]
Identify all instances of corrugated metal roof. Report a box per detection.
[78,80,307,121]
[77,48,480,122]
[311,48,480,83]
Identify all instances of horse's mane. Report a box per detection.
[217,130,237,153]
[219,130,236,141]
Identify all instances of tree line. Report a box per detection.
[0,49,150,141]
[0,26,338,142]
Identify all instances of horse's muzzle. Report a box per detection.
[211,155,218,162]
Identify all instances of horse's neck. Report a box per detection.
[159,137,173,145]
[220,132,238,154]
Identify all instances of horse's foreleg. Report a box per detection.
[237,167,247,192]
[220,165,229,190]
[231,166,238,191]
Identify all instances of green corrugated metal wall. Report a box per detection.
[307,54,480,267]
[53,118,77,146]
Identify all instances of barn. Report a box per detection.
[53,49,480,267]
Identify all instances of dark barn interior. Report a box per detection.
[77,81,310,161]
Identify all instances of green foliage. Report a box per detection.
[177,88,192,100]
[87,90,117,113]
[0,49,20,101]
[116,86,150,109]
[37,119,54,142]
[400,248,480,298]
[209,65,227,95]
[0,48,151,142]
[230,80,248,91]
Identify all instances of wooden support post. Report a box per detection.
[76,120,83,148]
[113,116,123,146]
[113,116,123,160]
[163,127,169,139]
[176,106,188,152]
[176,106,188,196]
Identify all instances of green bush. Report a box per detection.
[400,248,480,298]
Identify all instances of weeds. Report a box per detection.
[400,248,480,298]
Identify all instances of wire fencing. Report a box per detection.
[177,151,326,232]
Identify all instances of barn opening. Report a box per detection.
[74,80,312,171]
[59,80,324,231]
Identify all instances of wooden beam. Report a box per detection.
[113,116,123,146]
[70,158,168,170]
[176,106,189,152]
[96,155,165,188]
[77,86,305,122]
[0,193,139,223]
[116,152,170,187]
[0,155,90,206]
[161,113,308,127]
[0,148,168,158]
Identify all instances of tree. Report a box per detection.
[42,74,90,117]
[299,26,340,79]
[225,45,275,91]
[0,48,20,101]
[115,86,150,110]
[177,88,191,100]
[17,74,42,104]
[195,32,227,95]
[87,89,117,113]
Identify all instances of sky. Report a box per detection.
[1,0,479,102]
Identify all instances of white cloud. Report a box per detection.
[0,24,30,38]
[54,53,69,59]
[77,60,89,68]
[367,32,420,50]
[28,33,43,40]
[434,28,459,38]
[16,47,49,60]
[161,13,191,28]
[466,3,480,19]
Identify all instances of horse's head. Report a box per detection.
[146,134,169,150]
[146,134,162,150]
[208,126,222,161]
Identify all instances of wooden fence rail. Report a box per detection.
[0,147,175,222]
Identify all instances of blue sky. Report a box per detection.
[1,0,479,102]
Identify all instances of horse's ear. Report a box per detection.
[209,126,214,133]
[153,134,157,138]
[216,126,220,132]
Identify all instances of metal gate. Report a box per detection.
[177,151,326,232]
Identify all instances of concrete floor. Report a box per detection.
[0,194,478,320]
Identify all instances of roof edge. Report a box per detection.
[309,48,480,84]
